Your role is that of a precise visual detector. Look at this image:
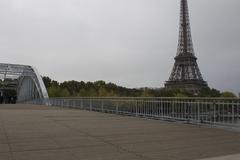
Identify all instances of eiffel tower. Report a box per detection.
[165,0,208,92]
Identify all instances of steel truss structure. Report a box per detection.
[165,0,208,91]
[0,63,49,103]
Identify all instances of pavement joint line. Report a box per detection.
[48,117,151,160]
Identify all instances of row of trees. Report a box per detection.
[42,76,237,98]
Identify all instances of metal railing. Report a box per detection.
[27,97,240,131]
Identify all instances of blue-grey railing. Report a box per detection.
[27,97,240,131]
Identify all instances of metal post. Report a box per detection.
[213,101,216,126]
[143,101,145,117]
[181,101,184,120]
[198,100,200,124]
[90,98,92,111]
[73,100,75,108]
[232,100,234,125]
[184,102,188,121]
[116,101,119,114]
[222,103,225,124]
[172,100,174,120]
[80,99,83,109]
[238,100,240,124]
[177,100,179,120]
[160,100,162,118]
[146,101,149,117]
[135,100,138,117]
[101,100,104,112]
[150,101,152,117]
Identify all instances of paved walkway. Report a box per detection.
[0,104,240,160]
[200,154,240,160]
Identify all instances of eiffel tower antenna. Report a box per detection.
[165,0,208,92]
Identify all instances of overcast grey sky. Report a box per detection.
[0,0,240,93]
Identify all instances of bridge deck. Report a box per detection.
[0,104,240,160]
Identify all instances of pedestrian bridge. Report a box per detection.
[0,63,240,160]
[0,63,239,131]
[0,63,48,104]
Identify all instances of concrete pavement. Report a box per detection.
[0,104,240,160]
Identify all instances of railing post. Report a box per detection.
[77,100,80,108]
[135,100,138,117]
[238,100,240,124]
[116,101,119,114]
[101,100,104,112]
[90,98,92,111]
[232,100,234,125]
[198,100,200,124]
[80,99,82,108]
[160,100,163,119]
[72,99,75,108]
[139,100,142,116]
[184,102,186,121]
[172,100,175,120]
[213,101,216,126]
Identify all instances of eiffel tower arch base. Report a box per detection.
[165,80,208,93]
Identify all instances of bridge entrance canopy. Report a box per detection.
[0,63,49,104]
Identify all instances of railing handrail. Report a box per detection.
[49,96,240,101]
[25,97,240,132]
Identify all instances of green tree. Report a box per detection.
[221,91,236,98]
[48,86,70,97]
[60,81,79,96]
[43,76,235,98]
[98,87,109,97]
[88,88,98,97]
[174,93,188,97]
[199,88,221,97]
[140,88,154,97]
[42,76,52,89]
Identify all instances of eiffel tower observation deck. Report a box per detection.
[165,0,208,92]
